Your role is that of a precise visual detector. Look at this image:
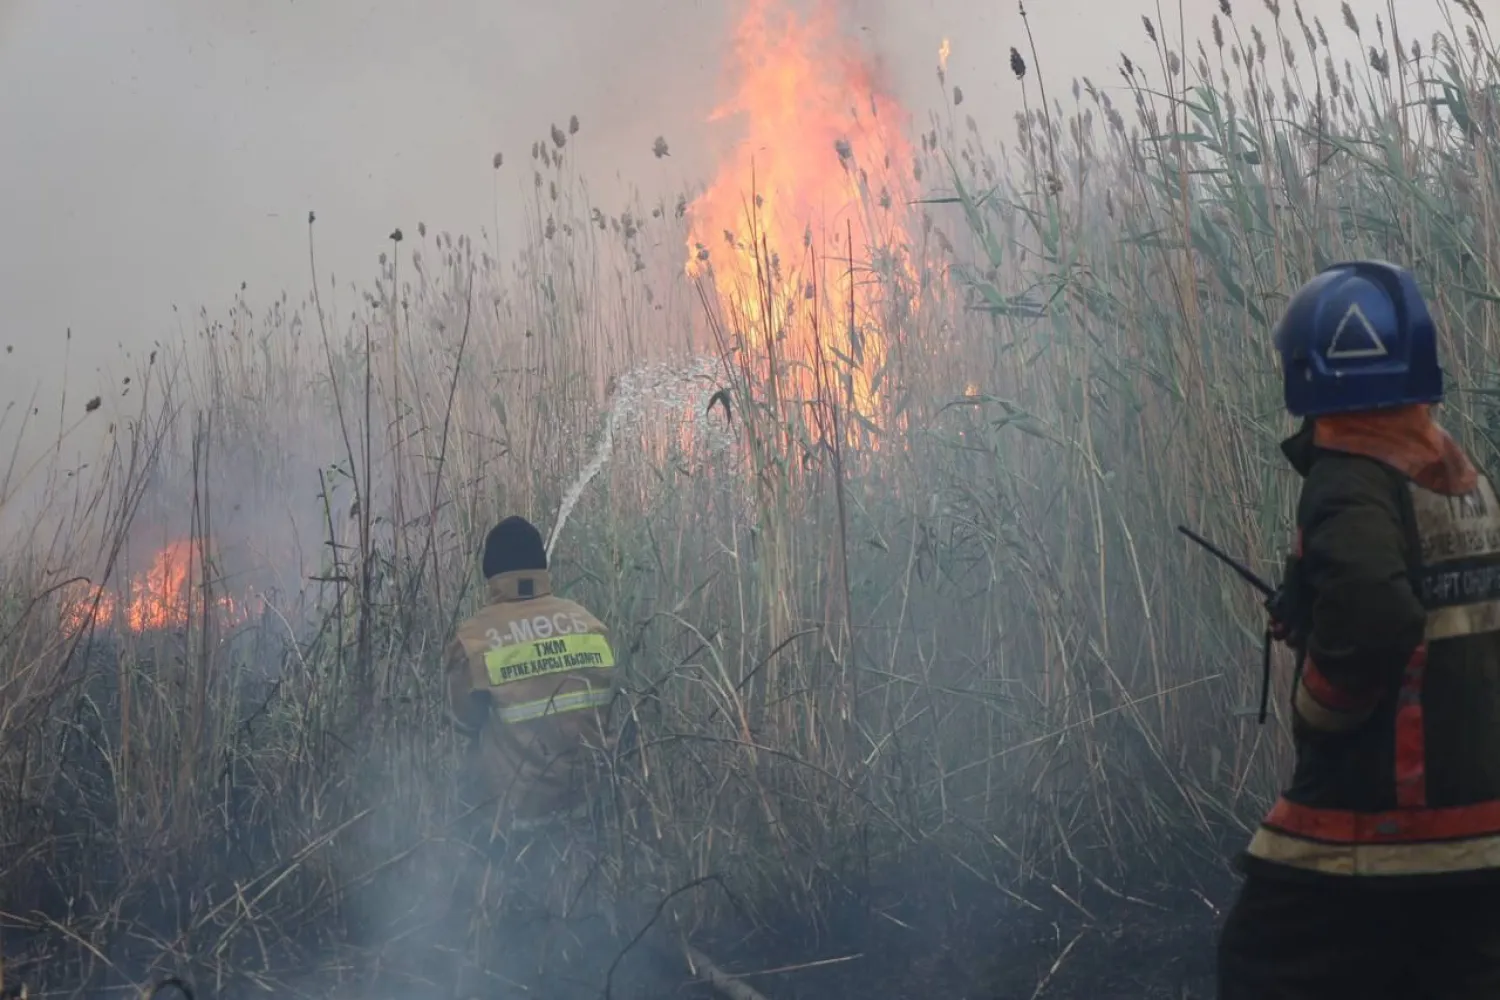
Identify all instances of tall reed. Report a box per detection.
[0,3,1494,993]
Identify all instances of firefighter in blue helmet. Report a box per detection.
[1217,260,1500,998]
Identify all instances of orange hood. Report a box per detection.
[1312,405,1477,496]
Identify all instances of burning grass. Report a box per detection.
[60,539,263,635]
[0,0,1496,996]
[686,0,918,428]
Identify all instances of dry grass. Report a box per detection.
[0,1,1496,996]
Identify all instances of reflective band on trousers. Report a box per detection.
[499,685,612,724]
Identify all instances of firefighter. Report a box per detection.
[443,515,618,994]
[1217,260,1500,998]
[447,514,617,838]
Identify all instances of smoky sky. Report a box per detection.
[0,0,1449,462]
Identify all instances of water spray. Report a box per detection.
[544,356,723,558]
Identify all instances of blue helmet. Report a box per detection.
[1273,259,1443,417]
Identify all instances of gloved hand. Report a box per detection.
[1264,571,1306,648]
[454,689,493,737]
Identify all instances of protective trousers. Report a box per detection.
[1217,872,1500,999]
[448,811,609,999]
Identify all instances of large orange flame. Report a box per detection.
[61,539,258,636]
[686,0,917,424]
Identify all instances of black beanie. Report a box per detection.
[482,516,547,578]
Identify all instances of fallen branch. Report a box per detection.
[683,943,771,1000]
[1029,927,1088,1000]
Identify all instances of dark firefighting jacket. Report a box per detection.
[1244,406,1500,880]
[445,568,616,827]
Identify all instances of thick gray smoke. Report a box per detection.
[0,0,1440,457]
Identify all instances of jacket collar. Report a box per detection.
[1280,419,1318,478]
[486,569,552,603]
[1280,405,1477,495]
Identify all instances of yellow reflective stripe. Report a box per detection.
[499,686,613,724]
[483,632,615,687]
[1427,599,1500,641]
[1248,825,1500,876]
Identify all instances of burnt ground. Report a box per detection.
[2,857,1233,1000]
[2,807,1235,1000]
[292,843,1235,1000]
[596,853,1237,1000]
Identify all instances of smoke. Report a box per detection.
[0,0,1461,992]
[0,0,1446,456]
[0,0,730,493]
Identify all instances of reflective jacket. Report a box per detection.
[1244,406,1500,881]
[445,568,616,827]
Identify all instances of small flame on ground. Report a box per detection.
[939,38,952,75]
[61,540,259,636]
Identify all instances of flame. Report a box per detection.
[685,0,917,426]
[939,38,951,75]
[61,539,259,636]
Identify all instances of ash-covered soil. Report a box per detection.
[627,856,1232,1000]
[288,851,1232,999]
[2,807,1233,1000]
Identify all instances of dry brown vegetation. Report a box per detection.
[1,1,1497,997]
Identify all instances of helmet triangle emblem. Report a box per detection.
[1326,302,1389,360]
